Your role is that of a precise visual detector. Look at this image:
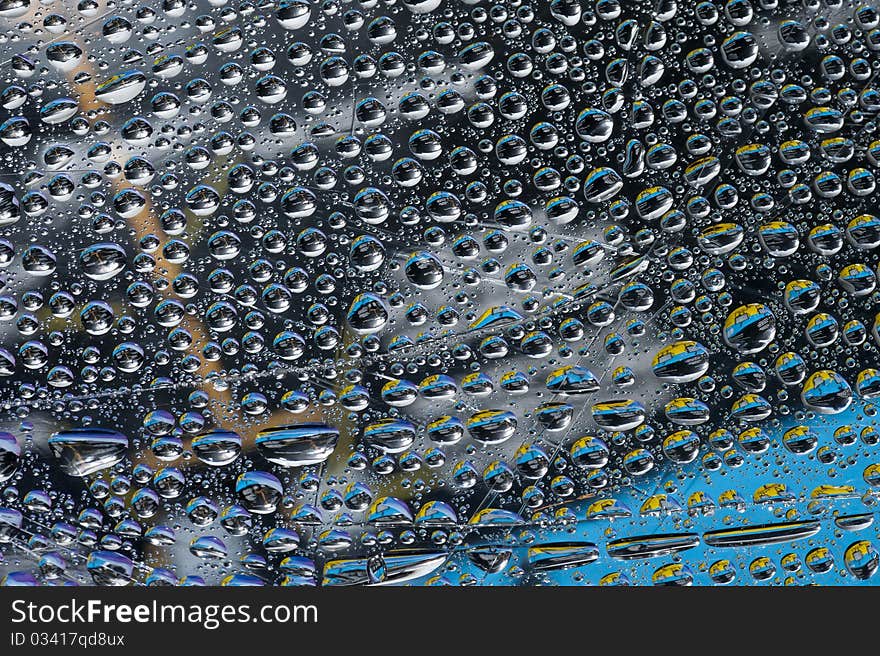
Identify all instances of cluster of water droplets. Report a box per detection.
[0,0,879,585]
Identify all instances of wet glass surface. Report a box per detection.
[0,0,877,586]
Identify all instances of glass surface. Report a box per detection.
[0,0,876,586]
